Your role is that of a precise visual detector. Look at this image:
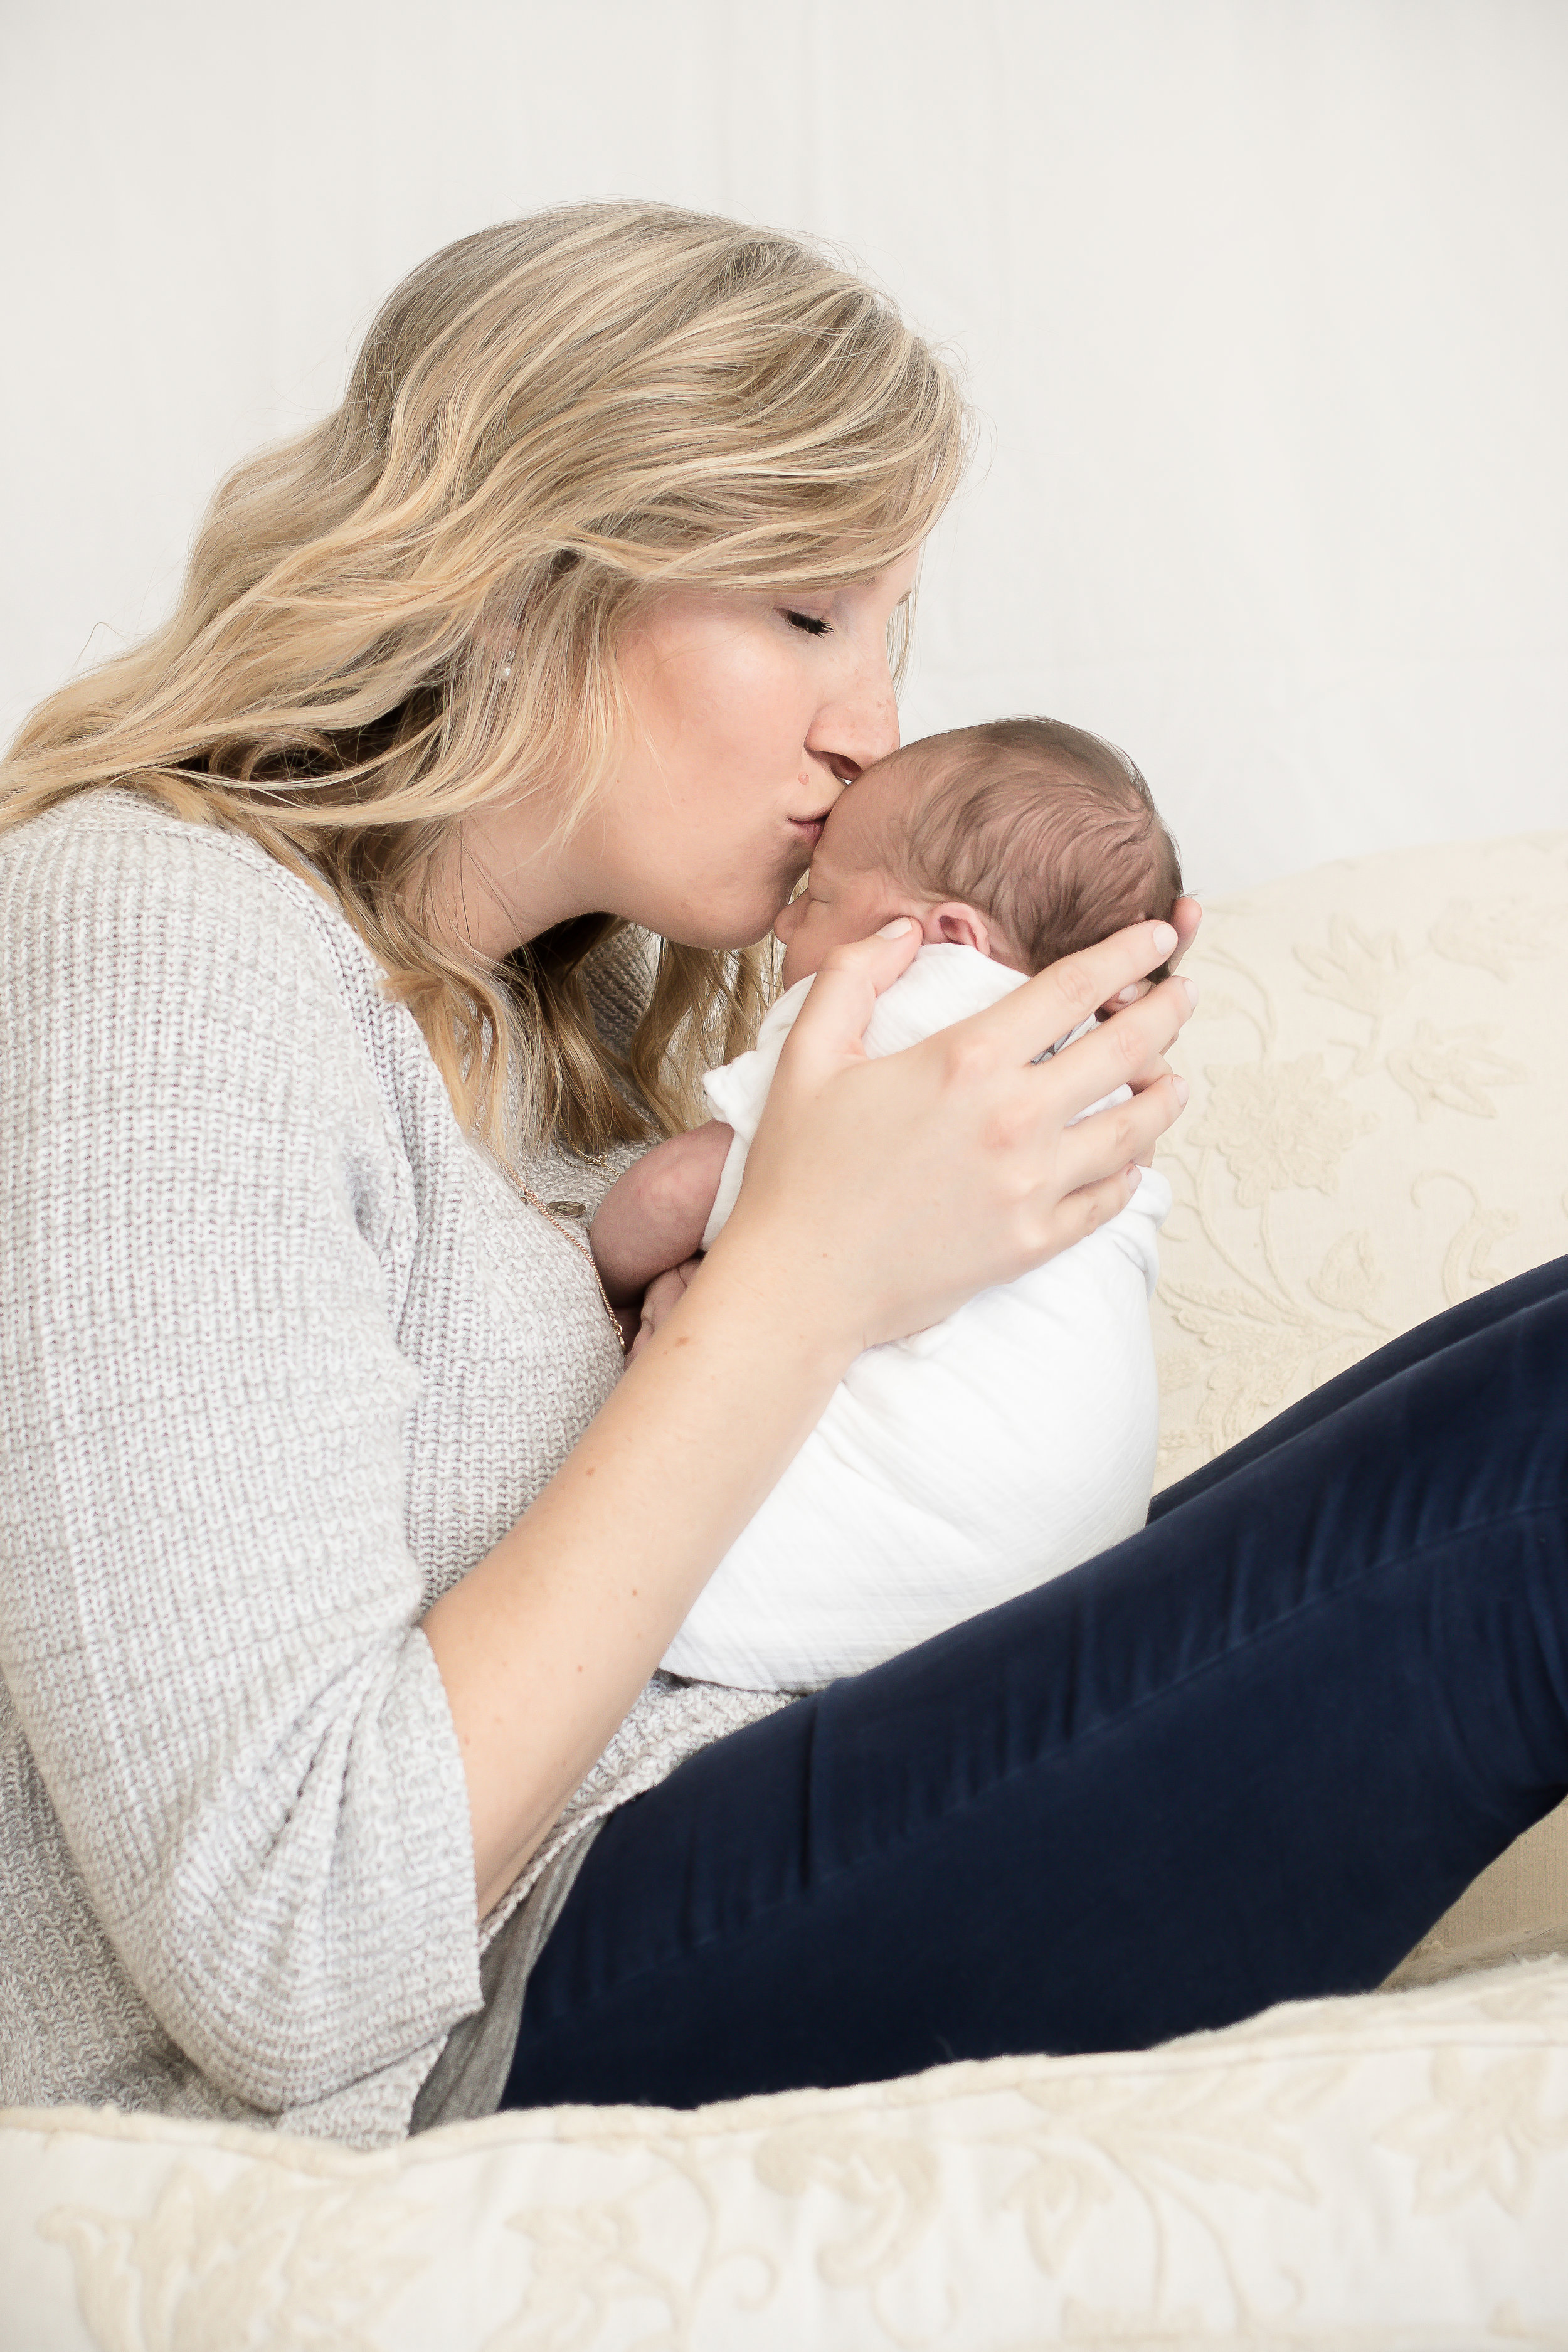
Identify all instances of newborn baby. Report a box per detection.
[591,716,1184,1691]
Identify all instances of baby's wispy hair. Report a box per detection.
[890,717,1182,976]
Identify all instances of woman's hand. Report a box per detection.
[425,908,1193,1918]
[706,913,1195,1359]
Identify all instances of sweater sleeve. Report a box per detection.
[0,807,482,2112]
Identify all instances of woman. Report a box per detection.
[1,204,1562,2146]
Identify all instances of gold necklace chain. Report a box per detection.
[501,1157,626,1350]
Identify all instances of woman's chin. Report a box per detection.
[665,922,783,954]
[655,893,795,955]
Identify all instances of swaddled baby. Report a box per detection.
[591,716,1184,1691]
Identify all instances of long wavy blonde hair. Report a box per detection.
[0,203,970,1155]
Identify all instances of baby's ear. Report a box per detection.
[923,901,995,959]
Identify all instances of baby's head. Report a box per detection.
[773,716,1183,990]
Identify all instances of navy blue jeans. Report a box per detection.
[503,1258,1568,2112]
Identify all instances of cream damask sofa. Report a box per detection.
[5,830,1568,2351]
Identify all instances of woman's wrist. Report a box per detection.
[693,1197,868,1378]
[677,1213,862,1385]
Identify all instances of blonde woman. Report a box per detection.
[3,206,1564,2143]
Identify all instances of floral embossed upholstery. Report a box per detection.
[5,832,1568,2347]
[1152,829,1568,1957]
[1154,833,1568,1488]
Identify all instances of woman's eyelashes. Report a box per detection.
[783,609,833,637]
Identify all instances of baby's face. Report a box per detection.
[771,758,924,988]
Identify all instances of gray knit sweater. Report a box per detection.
[0,793,783,2147]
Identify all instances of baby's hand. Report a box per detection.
[627,1258,702,1363]
[588,1121,734,1307]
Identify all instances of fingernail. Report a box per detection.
[1180,977,1199,1007]
[1116,983,1141,1004]
[1153,922,1178,953]
[1173,1073,1190,1106]
[877,916,915,938]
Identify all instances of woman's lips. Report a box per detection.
[787,815,827,848]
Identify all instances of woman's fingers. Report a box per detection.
[1119,1050,1185,1165]
[975,921,1183,1072]
[1010,972,1194,1127]
[1167,894,1202,973]
[1093,899,1200,1013]
[780,911,1198,1086]
[1052,1068,1187,1196]
[780,917,922,1068]
[1051,1162,1148,1248]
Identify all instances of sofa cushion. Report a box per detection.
[6,1958,1568,2348]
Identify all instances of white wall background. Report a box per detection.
[3,0,1564,896]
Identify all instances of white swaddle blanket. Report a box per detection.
[659,943,1171,1692]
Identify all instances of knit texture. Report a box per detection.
[0,793,783,2148]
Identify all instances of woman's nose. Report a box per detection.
[808,652,900,782]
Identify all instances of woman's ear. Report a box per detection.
[921,900,995,959]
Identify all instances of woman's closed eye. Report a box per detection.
[783,610,833,637]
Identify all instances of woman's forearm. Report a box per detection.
[421,1225,850,1916]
